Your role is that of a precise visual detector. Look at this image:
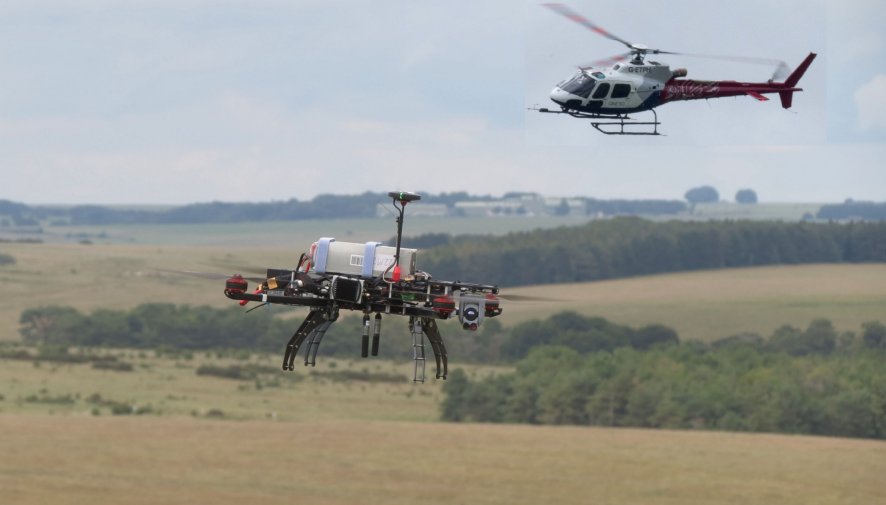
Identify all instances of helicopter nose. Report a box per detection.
[550,87,569,106]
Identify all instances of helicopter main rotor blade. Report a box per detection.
[659,50,787,67]
[542,3,634,50]
[579,51,632,69]
[656,51,791,80]
[543,3,790,79]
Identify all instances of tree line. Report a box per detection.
[817,201,886,221]
[417,217,886,287]
[17,304,886,363]
[16,303,885,439]
[441,316,886,440]
[1,193,688,226]
[15,304,679,365]
[16,303,500,361]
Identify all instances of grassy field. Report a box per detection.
[504,263,886,341]
[684,202,822,221]
[1,413,883,505]
[0,350,481,422]
[37,215,593,246]
[1,350,884,505]
[2,232,885,504]
[2,240,885,342]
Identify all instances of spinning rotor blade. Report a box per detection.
[155,268,266,283]
[206,260,267,276]
[663,51,788,68]
[542,3,633,49]
[497,293,561,302]
[543,3,790,80]
[658,51,792,81]
[579,51,632,69]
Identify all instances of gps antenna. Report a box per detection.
[387,191,421,281]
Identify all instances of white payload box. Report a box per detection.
[310,237,416,278]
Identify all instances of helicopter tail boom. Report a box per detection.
[662,52,816,107]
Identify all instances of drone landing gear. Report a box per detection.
[282,307,338,371]
[409,316,448,383]
[281,310,448,381]
[360,313,383,358]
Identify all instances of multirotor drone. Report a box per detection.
[221,191,503,382]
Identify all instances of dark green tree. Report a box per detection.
[19,306,86,345]
[684,185,720,205]
[861,321,886,349]
[735,188,758,204]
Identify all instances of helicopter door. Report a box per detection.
[583,82,611,110]
[605,82,640,109]
[591,83,610,99]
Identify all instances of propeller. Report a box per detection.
[543,2,791,79]
[496,293,562,302]
[154,268,266,283]
[206,259,272,276]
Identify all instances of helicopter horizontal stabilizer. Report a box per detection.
[745,91,769,101]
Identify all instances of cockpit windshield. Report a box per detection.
[558,72,597,98]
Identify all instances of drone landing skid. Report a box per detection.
[283,307,338,371]
[281,309,449,381]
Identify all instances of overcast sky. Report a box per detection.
[1,0,884,205]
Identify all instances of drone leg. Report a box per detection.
[305,309,338,366]
[304,320,333,367]
[421,318,448,380]
[282,309,323,371]
[360,314,371,358]
[410,317,426,383]
[370,313,382,356]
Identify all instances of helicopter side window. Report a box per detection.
[591,83,610,99]
[561,74,597,98]
[611,83,631,99]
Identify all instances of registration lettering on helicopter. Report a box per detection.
[667,82,719,99]
[627,67,651,73]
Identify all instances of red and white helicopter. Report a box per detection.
[533,3,816,135]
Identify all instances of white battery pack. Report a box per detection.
[311,238,416,278]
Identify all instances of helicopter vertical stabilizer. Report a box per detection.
[779,52,816,108]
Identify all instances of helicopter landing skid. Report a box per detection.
[532,107,661,136]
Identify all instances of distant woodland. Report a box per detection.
[0,192,687,225]
[418,218,886,287]
[3,193,885,226]
[441,326,886,440]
